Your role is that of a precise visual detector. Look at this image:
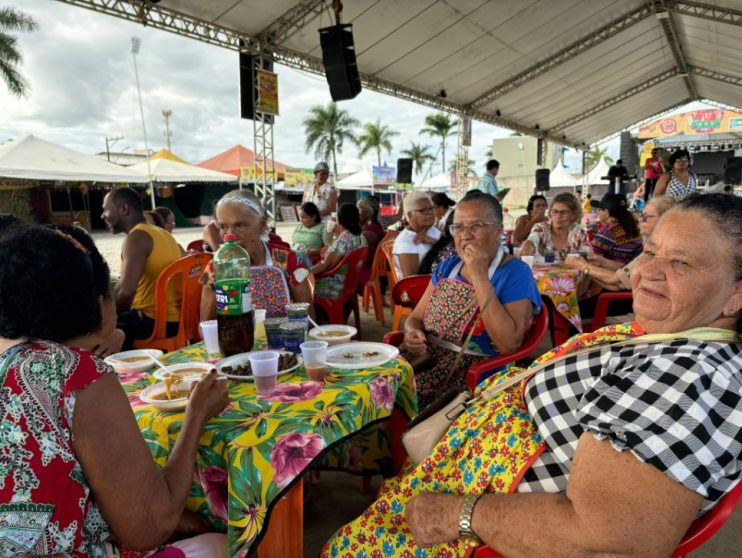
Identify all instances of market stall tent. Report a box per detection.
[0,135,147,183]
[417,172,451,191]
[582,157,612,186]
[335,167,374,191]
[198,144,294,179]
[549,161,580,187]
[129,157,238,183]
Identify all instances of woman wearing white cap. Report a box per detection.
[303,162,338,221]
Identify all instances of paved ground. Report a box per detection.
[94,224,739,557]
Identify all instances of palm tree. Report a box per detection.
[0,6,38,97]
[448,155,478,177]
[357,119,398,167]
[586,146,613,171]
[420,112,457,173]
[401,142,435,177]
[302,102,360,179]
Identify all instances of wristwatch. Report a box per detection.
[583,265,590,277]
[458,494,484,547]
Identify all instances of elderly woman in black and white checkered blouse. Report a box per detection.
[322,193,742,558]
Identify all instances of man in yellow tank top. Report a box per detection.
[102,187,182,349]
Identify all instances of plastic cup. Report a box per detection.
[286,302,310,333]
[544,250,556,264]
[199,320,220,354]
[300,341,329,381]
[521,255,535,270]
[280,321,306,354]
[248,351,280,395]
[264,317,287,350]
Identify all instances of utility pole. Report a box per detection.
[162,109,172,151]
[105,135,124,161]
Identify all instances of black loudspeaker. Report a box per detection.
[397,158,413,184]
[239,52,274,122]
[535,168,550,191]
[724,157,742,184]
[319,24,362,101]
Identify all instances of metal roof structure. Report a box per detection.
[57,0,742,149]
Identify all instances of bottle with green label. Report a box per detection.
[214,234,254,355]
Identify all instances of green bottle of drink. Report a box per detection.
[213,234,254,355]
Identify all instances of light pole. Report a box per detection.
[131,37,155,208]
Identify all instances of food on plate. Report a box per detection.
[343,351,380,360]
[114,356,150,363]
[150,388,189,401]
[221,352,298,377]
[315,330,349,338]
[162,368,211,381]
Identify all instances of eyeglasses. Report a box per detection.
[550,209,572,217]
[640,214,657,222]
[448,221,496,236]
[410,206,435,214]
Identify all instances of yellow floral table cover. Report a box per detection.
[120,341,417,557]
[531,264,587,332]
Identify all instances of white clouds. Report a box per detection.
[1,0,515,171]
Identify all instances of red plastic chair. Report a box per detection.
[382,301,548,391]
[465,479,742,558]
[465,302,548,390]
[587,290,633,332]
[313,246,370,338]
[391,274,431,330]
[186,239,205,252]
[133,253,212,353]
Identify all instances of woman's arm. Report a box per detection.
[310,250,341,275]
[203,222,222,252]
[654,172,670,196]
[564,256,624,290]
[289,279,316,320]
[73,372,228,551]
[397,253,421,278]
[362,228,380,248]
[512,215,532,244]
[199,284,217,322]
[407,433,701,558]
[319,188,339,217]
[402,282,435,355]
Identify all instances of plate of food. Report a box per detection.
[104,349,164,375]
[153,362,215,382]
[325,342,399,369]
[308,325,357,346]
[139,379,195,412]
[216,351,302,381]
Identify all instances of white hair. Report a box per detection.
[217,190,265,217]
[403,191,432,216]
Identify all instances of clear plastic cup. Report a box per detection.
[254,308,267,344]
[248,351,280,395]
[300,341,329,381]
[199,320,220,354]
[264,317,287,350]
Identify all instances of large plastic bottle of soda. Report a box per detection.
[213,234,254,356]
[502,207,515,247]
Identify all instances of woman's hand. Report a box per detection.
[93,329,125,358]
[460,243,491,280]
[564,255,586,271]
[403,329,428,355]
[414,232,436,246]
[520,240,536,256]
[188,371,229,424]
[406,493,461,547]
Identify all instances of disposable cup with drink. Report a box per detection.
[521,255,535,270]
[248,351,280,395]
[300,341,329,381]
[199,320,220,355]
[280,321,305,354]
[544,249,556,264]
[254,308,267,344]
[286,302,310,333]
[264,317,287,350]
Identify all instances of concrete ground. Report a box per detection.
[93,224,739,558]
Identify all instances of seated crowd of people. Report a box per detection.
[0,150,739,557]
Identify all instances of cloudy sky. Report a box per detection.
[2,0,705,176]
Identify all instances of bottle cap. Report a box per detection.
[223,234,237,242]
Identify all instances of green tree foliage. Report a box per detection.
[357,119,398,167]
[0,6,37,97]
[400,142,435,177]
[302,102,359,178]
[420,112,457,173]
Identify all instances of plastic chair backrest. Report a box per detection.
[334,246,370,302]
[186,239,205,253]
[466,300,549,389]
[369,230,398,281]
[590,290,633,331]
[250,265,291,318]
[380,240,399,288]
[134,252,212,352]
[392,274,431,309]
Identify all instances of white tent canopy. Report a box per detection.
[335,167,374,191]
[0,135,148,183]
[417,172,451,190]
[129,157,237,183]
[582,157,611,186]
[549,161,580,187]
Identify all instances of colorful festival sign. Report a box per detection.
[638,109,742,138]
[256,69,279,116]
[372,166,396,185]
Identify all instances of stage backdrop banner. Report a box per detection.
[256,69,279,116]
[638,109,742,138]
[372,166,396,186]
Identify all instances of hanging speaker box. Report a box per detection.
[319,24,362,101]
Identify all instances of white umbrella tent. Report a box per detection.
[129,157,237,183]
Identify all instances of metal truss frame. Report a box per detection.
[258,0,327,44]
[468,3,655,110]
[454,117,469,201]
[652,0,699,99]
[252,52,276,224]
[670,0,742,26]
[689,67,742,88]
[552,68,680,132]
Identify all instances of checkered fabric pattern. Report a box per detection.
[516,339,742,513]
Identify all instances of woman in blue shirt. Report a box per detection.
[401,191,541,409]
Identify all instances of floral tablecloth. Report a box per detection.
[120,342,417,557]
[531,264,586,332]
